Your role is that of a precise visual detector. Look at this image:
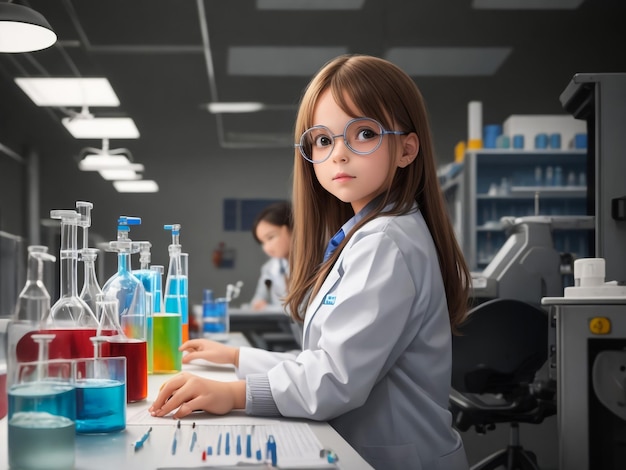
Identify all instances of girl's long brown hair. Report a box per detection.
[285,54,470,332]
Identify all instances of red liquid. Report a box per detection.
[102,339,148,403]
[16,328,99,362]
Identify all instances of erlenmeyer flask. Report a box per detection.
[97,296,147,402]
[8,246,56,375]
[79,248,103,320]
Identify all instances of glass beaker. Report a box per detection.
[8,354,75,469]
[73,355,126,433]
[203,297,230,341]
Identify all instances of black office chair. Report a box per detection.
[450,298,556,470]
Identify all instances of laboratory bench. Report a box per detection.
[0,332,372,469]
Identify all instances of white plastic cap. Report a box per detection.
[574,258,606,287]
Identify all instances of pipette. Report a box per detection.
[171,420,181,455]
[134,427,152,451]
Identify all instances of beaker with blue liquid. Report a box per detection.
[8,334,76,470]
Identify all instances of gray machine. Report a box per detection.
[471,215,594,306]
[541,73,626,470]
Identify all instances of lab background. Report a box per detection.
[1,1,625,468]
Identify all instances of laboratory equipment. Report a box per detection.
[163,224,188,342]
[101,264,148,403]
[543,258,626,469]
[470,215,595,306]
[77,201,103,317]
[7,245,56,374]
[74,337,126,433]
[153,225,183,373]
[203,297,229,341]
[132,241,157,373]
[44,209,99,359]
[8,333,76,469]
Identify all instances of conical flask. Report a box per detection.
[97,294,148,402]
[44,209,99,360]
[7,246,56,376]
[79,248,104,319]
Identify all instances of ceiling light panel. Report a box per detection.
[228,47,349,76]
[62,117,140,139]
[113,180,159,193]
[98,169,142,181]
[472,0,584,9]
[385,47,512,76]
[256,0,365,9]
[14,78,120,107]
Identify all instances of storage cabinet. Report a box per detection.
[444,150,591,271]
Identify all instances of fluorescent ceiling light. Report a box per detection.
[79,154,135,171]
[257,0,365,9]
[15,78,120,107]
[0,3,56,53]
[62,117,140,139]
[98,168,142,181]
[207,102,265,114]
[385,47,512,76]
[472,0,584,9]
[228,47,348,76]
[113,180,159,193]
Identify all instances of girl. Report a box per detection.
[150,54,471,470]
[249,201,292,311]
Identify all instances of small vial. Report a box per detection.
[534,166,543,186]
[554,166,563,186]
[567,170,576,186]
[545,166,554,186]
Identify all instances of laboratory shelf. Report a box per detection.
[442,149,590,270]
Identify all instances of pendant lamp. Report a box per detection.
[0,2,57,53]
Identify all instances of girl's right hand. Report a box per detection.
[179,339,240,367]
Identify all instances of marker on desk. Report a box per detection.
[246,426,252,458]
[266,435,277,467]
[225,431,231,455]
[217,433,222,455]
[189,422,197,452]
[171,421,181,455]
[134,427,152,451]
[236,434,242,456]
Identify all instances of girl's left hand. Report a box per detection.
[149,372,246,419]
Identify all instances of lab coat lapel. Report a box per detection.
[302,266,342,346]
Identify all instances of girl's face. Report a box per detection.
[255,220,291,259]
[311,89,417,213]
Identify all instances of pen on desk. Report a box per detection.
[246,426,252,459]
[266,435,277,467]
[217,432,222,455]
[189,422,197,452]
[134,427,152,451]
[236,433,242,456]
[171,421,181,455]
[225,431,231,455]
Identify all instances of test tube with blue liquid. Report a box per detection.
[8,333,76,470]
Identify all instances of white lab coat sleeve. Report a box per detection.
[266,231,418,421]
[236,346,298,378]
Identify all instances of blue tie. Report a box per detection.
[323,229,345,262]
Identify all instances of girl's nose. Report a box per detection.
[331,138,349,162]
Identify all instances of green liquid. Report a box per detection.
[152,313,182,373]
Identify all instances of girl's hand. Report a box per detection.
[149,372,246,419]
[180,339,240,367]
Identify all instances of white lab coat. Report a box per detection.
[238,207,468,470]
[250,257,288,310]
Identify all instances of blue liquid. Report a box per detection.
[75,378,126,433]
[8,382,76,469]
[164,275,188,324]
[9,382,76,420]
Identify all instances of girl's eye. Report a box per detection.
[315,135,333,148]
[355,128,378,142]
